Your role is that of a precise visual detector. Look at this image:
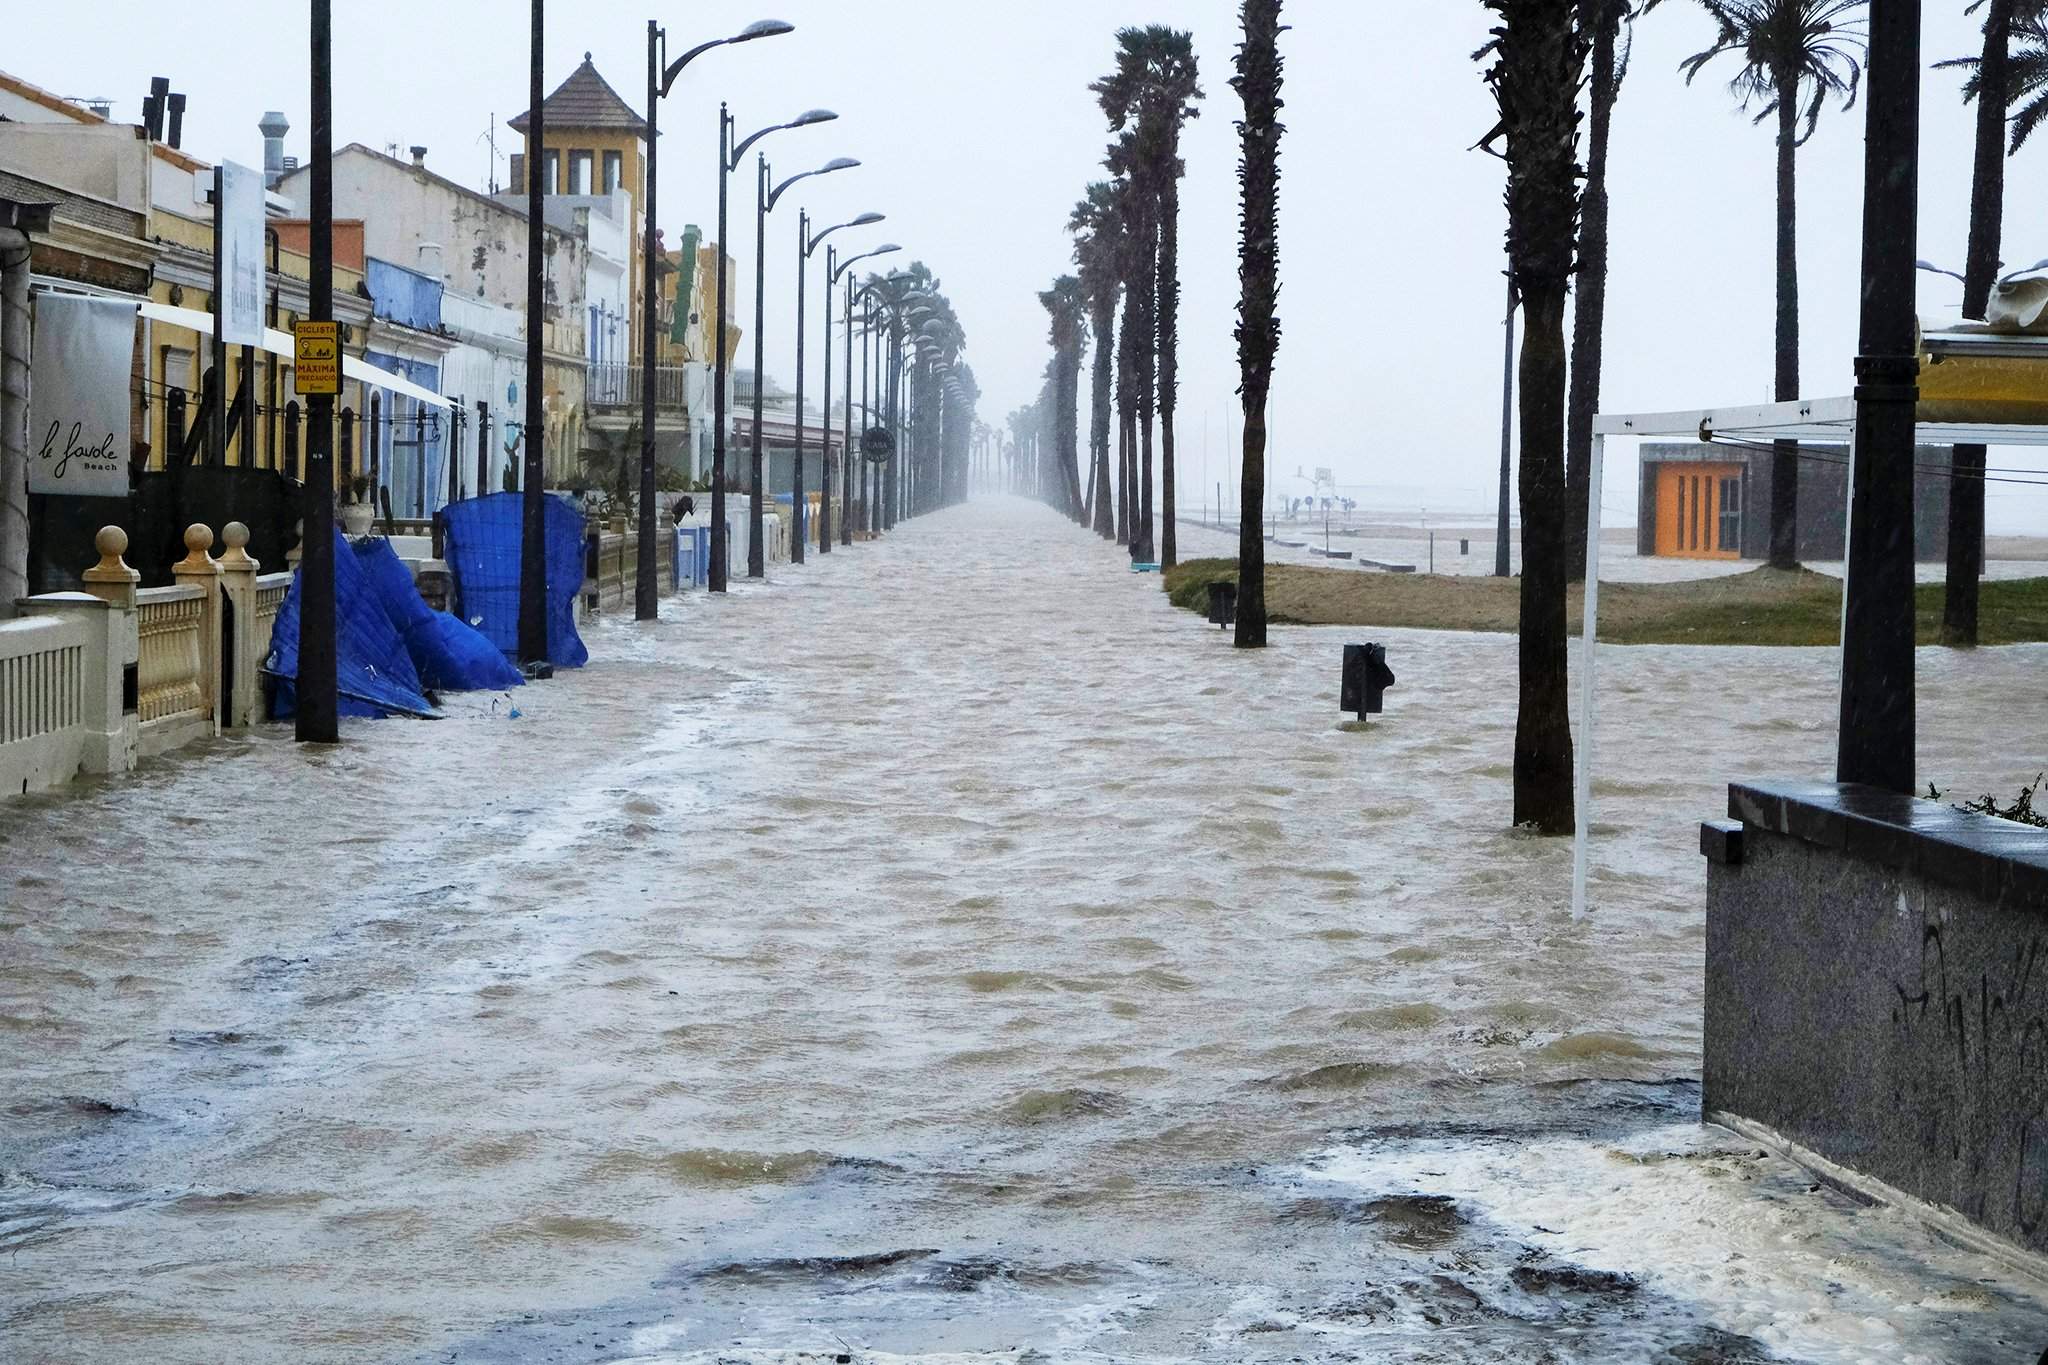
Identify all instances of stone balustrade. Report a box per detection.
[3,522,277,796]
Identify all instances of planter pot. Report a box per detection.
[340,503,374,536]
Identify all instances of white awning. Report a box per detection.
[1594,395,2048,448]
[136,300,453,410]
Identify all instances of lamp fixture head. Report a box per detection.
[734,19,794,41]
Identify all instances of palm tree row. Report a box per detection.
[1030,26,1203,567]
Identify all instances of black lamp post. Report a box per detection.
[518,0,548,665]
[811,228,891,556]
[846,273,915,539]
[637,16,792,622]
[750,155,859,575]
[299,0,338,743]
[712,104,835,591]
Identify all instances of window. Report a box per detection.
[1718,476,1742,553]
[542,150,560,195]
[569,150,593,196]
[603,150,623,195]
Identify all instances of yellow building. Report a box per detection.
[510,54,650,363]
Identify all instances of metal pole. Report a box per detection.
[841,274,853,545]
[1495,268,1514,578]
[792,209,807,564]
[0,227,28,615]
[635,19,660,620]
[710,105,731,592]
[1837,0,1921,794]
[1572,433,1605,920]
[819,245,833,553]
[885,319,901,531]
[517,0,548,663]
[748,153,768,578]
[298,0,339,742]
[210,166,226,467]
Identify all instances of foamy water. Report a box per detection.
[3,498,2045,1363]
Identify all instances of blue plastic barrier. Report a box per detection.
[264,528,436,719]
[439,492,589,667]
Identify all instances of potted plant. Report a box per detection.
[339,475,375,536]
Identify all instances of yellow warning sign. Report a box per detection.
[294,321,340,395]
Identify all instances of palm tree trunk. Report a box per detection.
[1564,4,1619,582]
[1516,285,1575,832]
[1770,87,1801,570]
[1159,174,1182,569]
[1233,0,1283,649]
[1118,287,1139,548]
[1946,0,2011,646]
[1486,0,1579,834]
[1091,297,1116,538]
[1061,344,1084,519]
[1134,199,1159,563]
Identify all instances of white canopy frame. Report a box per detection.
[1571,396,2048,919]
[137,299,453,409]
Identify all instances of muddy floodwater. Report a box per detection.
[5,500,2048,1364]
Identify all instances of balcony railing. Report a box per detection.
[589,363,692,411]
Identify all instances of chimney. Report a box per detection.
[166,92,187,150]
[409,145,428,169]
[85,98,113,120]
[143,76,169,140]
[283,156,300,173]
[259,111,291,186]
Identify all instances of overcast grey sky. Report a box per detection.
[16,3,2044,530]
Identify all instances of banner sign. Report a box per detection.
[28,294,133,497]
[219,160,266,347]
[295,321,340,395]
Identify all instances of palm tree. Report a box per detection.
[1070,182,1124,540]
[1103,131,1157,560]
[1096,28,1203,570]
[1936,0,2040,644]
[1232,0,1284,649]
[1683,0,1866,570]
[1480,0,1584,834]
[1566,0,1663,579]
[1105,173,1144,551]
[1041,276,1089,522]
[1096,29,1199,565]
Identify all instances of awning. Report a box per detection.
[137,299,453,409]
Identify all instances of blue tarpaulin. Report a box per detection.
[264,528,436,719]
[439,492,589,668]
[351,538,525,693]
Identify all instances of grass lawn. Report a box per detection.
[1163,558,2048,646]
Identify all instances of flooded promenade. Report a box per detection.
[5,499,2048,1363]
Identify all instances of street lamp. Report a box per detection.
[750,154,859,574]
[636,16,793,621]
[834,254,903,547]
[803,214,884,556]
[711,104,835,591]
[855,273,921,536]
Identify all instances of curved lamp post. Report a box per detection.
[803,216,884,555]
[749,155,858,574]
[711,104,834,591]
[636,17,792,619]
[835,259,906,545]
